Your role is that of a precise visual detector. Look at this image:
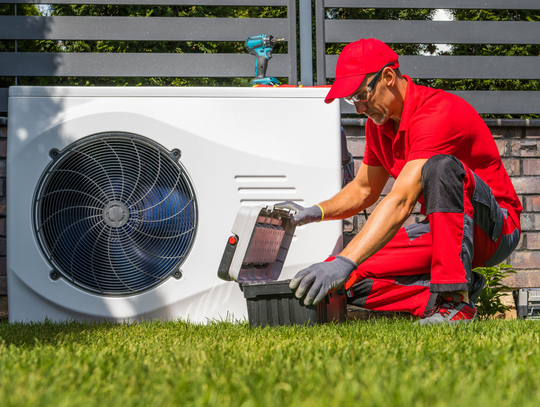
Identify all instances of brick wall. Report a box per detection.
[343,123,540,288]
[0,123,6,320]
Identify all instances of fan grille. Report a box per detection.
[34,133,197,295]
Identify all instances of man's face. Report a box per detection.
[349,71,394,125]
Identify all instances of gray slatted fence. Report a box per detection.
[315,0,540,115]
[2,1,540,116]
[0,0,297,112]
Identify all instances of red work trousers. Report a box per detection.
[341,155,520,318]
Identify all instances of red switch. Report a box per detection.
[228,236,237,245]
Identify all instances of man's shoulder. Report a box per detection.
[415,85,463,109]
[411,85,478,124]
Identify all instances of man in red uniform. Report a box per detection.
[278,38,522,324]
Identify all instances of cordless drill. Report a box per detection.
[245,34,284,86]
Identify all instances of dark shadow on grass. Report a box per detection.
[0,318,129,348]
[347,305,415,321]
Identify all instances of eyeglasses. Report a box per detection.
[343,62,395,105]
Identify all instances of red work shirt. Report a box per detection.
[363,75,522,230]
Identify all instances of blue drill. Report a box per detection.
[245,34,284,86]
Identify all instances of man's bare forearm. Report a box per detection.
[318,180,377,220]
[340,191,415,264]
[318,163,390,221]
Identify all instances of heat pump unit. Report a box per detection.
[7,87,342,323]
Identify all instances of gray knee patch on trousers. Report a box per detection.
[421,155,466,215]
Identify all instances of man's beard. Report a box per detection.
[364,109,389,125]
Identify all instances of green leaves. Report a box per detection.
[473,262,517,320]
[1,4,288,88]
[325,8,435,58]
[438,9,540,119]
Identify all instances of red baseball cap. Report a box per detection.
[324,38,399,104]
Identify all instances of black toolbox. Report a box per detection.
[243,279,346,327]
[218,205,347,327]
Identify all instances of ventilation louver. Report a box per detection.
[33,133,197,295]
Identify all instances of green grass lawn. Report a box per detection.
[1,318,539,407]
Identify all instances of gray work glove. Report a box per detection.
[274,201,323,226]
[289,255,357,306]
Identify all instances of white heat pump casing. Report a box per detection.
[7,86,343,323]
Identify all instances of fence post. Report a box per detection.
[299,0,313,86]
[315,0,325,85]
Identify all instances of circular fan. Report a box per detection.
[33,133,198,295]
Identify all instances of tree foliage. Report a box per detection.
[2,5,539,108]
[1,5,287,87]
[0,3,40,53]
[419,9,540,118]
[325,8,435,70]
[0,4,41,88]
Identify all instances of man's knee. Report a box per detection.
[421,154,466,215]
[421,155,464,185]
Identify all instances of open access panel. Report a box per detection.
[218,205,346,327]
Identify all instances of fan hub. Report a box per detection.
[103,201,129,228]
